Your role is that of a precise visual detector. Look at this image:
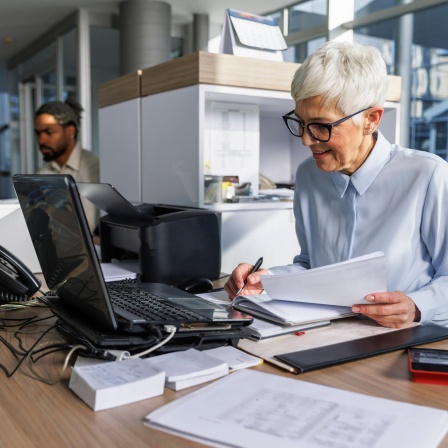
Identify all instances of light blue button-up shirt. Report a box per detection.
[270,131,448,325]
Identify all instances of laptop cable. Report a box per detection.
[127,325,177,359]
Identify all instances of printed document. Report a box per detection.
[262,251,386,307]
[144,370,448,448]
[232,293,353,325]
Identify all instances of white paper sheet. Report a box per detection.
[233,293,353,325]
[262,252,387,307]
[100,260,139,282]
[144,369,448,448]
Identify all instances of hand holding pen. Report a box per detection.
[234,257,264,296]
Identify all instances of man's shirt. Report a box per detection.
[38,143,99,233]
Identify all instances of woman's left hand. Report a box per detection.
[352,291,420,328]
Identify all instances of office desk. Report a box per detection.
[1,305,448,448]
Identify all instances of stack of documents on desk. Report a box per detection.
[232,294,353,326]
[262,251,387,307]
[232,252,386,326]
[69,358,165,411]
[144,369,448,448]
[246,317,331,340]
[199,291,332,341]
[145,348,228,391]
[205,345,262,370]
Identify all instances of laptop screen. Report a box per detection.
[13,174,117,330]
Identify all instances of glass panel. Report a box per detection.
[435,121,448,153]
[355,0,401,18]
[0,90,11,198]
[90,26,120,154]
[354,2,448,160]
[283,36,326,63]
[21,43,56,80]
[42,70,57,103]
[171,37,183,59]
[411,4,448,160]
[354,19,396,75]
[288,0,327,34]
[6,67,19,199]
[62,29,77,102]
[267,11,282,26]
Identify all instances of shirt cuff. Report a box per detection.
[407,290,437,323]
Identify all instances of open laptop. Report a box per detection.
[12,174,253,352]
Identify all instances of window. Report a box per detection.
[269,0,448,159]
[288,0,328,34]
[354,0,401,18]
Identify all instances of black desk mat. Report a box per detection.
[276,323,448,373]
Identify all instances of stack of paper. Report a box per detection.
[100,260,139,282]
[144,370,448,448]
[232,252,387,326]
[232,294,353,326]
[246,318,331,340]
[204,345,262,370]
[262,252,387,307]
[69,358,165,411]
[145,348,228,391]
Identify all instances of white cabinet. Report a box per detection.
[99,70,142,203]
[99,98,142,202]
[139,84,298,207]
[99,52,401,274]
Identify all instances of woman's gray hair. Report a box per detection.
[291,41,388,123]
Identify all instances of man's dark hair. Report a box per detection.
[35,100,83,139]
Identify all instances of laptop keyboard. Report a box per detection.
[107,282,207,322]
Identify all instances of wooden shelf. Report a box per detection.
[140,52,300,96]
[99,52,401,107]
[99,70,142,108]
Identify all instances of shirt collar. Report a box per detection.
[49,142,82,172]
[331,130,392,197]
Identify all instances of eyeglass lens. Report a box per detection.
[286,119,331,142]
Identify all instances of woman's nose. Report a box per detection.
[300,129,319,146]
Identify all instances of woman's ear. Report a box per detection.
[364,107,384,134]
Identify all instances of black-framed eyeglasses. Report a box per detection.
[282,107,372,142]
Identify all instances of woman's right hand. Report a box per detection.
[224,263,269,300]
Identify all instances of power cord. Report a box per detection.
[0,298,46,311]
[0,323,57,378]
[27,343,86,385]
[127,325,177,359]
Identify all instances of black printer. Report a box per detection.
[78,183,221,285]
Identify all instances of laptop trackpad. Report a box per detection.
[113,304,147,324]
[166,297,228,320]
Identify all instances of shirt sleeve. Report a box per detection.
[269,168,310,275]
[407,161,448,325]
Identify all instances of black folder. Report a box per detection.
[276,323,448,373]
